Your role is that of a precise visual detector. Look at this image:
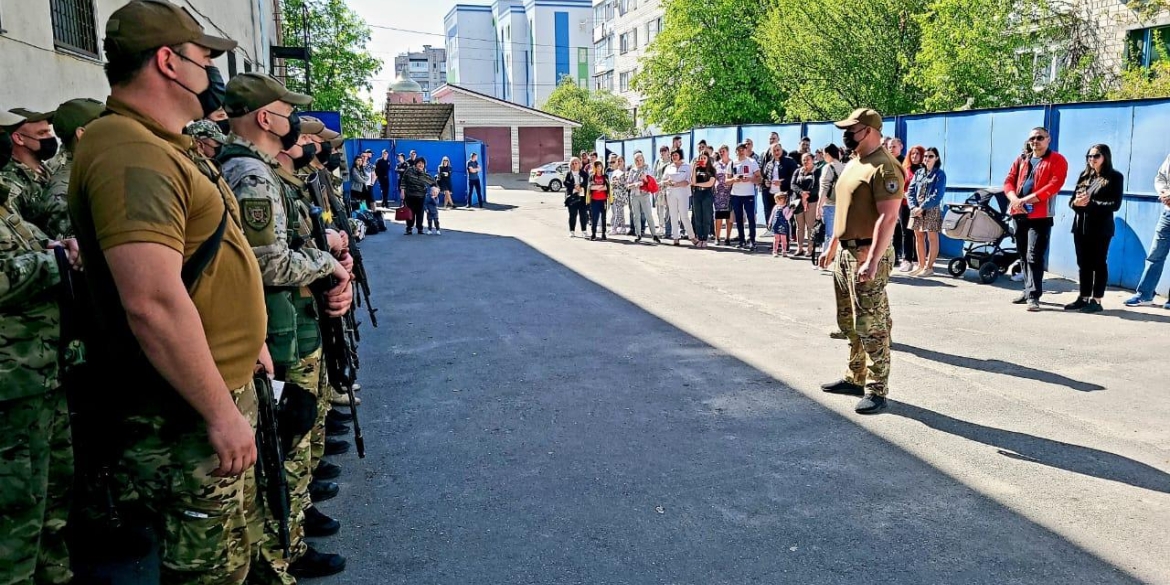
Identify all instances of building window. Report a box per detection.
[631,28,638,49]
[646,18,660,43]
[244,60,253,73]
[619,71,629,92]
[227,52,238,77]
[1127,25,1170,68]
[50,0,99,58]
[620,32,630,54]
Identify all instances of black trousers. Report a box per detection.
[377,177,390,204]
[404,196,425,232]
[468,179,483,207]
[590,200,608,236]
[894,204,917,263]
[1074,230,1112,299]
[568,201,588,231]
[1016,216,1053,300]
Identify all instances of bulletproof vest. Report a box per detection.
[219,144,321,363]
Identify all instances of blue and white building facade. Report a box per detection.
[445,0,594,109]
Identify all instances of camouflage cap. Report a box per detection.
[104,0,236,58]
[224,73,312,117]
[53,98,105,140]
[187,119,227,143]
[8,108,55,124]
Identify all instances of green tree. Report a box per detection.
[1111,61,1170,99]
[633,0,783,131]
[756,0,925,121]
[541,78,636,155]
[910,0,1106,111]
[280,0,383,136]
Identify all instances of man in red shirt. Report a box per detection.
[1003,127,1069,311]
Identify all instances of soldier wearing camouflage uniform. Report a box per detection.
[66,2,270,583]
[0,110,80,585]
[219,73,352,582]
[1,108,56,231]
[818,108,903,415]
[40,98,106,240]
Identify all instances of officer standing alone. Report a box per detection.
[818,108,904,414]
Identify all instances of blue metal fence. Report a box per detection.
[606,98,1170,290]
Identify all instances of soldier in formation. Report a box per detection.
[1,1,375,583]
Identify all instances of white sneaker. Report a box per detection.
[426,228,432,235]
[435,229,441,235]
[1011,272,1025,282]
[570,231,576,238]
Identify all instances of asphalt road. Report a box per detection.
[315,184,1170,584]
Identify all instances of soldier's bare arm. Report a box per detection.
[104,241,257,477]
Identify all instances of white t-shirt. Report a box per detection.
[666,162,692,195]
[730,157,760,197]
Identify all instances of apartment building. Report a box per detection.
[444,0,594,109]
[394,45,448,102]
[592,0,662,126]
[0,0,279,109]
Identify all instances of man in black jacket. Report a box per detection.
[375,149,390,207]
[401,157,435,235]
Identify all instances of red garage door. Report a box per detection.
[463,126,512,174]
[518,127,565,173]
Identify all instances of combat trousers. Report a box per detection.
[833,246,894,396]
[0,389,73,585]
[112,382,258,585]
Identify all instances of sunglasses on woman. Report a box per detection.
[1086,153,1103,159]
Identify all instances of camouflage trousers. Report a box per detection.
[0,389,73,585]
[833,245,894,396]
[250,349,325,585]
[111,382,259,585]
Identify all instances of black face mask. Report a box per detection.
[315,142,333,163]
[173,52,226,119]
[18,133,59,161]
[265,111,301,151]
[326,153,342,171]
[0,133,12,169]
[842,128,863,150]
[290,143,317,169]
[215,119,231,136]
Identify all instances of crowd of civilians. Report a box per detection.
[561,130,1170,313]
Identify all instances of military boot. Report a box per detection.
[289,546,346,578]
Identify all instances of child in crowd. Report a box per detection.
[425,185,441,235]
[769,192,791,257]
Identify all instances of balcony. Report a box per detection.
[593,22,608,44]
[595,53,614,72]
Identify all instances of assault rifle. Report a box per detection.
[254,373,291,557]
[305,180,366,459]
[310,170,377,331]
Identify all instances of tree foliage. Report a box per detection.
[633,0,783,131]
[281,0,383,136]
[756,0,925,121]
[1110,61,1170,99]
[541,78,636,154]
[910,0,1107,111]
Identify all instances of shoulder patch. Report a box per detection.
[242,199,272,231]
[885,179,899,194]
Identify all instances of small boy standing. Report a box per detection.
[769,192,791,257]
[425,185,442,234]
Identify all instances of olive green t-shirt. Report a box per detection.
[833,147,905,240]
[68,96,267,390]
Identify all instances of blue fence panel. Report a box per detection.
[652,132,692,160]
[805,122,838,152]
[740,124,800,154]
[1052,102,1134,191]
[624,137,654,164]
[1117,196,1168,289]
[1128,101,1170,196]
[942,112,993,188]
[594,137,606,158]
[989,108,1046,187]
[605,140,625,160]
[903,115,947,161]
[692,126,738,155]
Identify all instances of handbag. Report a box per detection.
[394,206,413,222]
[642,175,659,194]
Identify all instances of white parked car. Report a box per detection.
[528,161,570,192]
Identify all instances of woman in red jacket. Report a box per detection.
[1002,127,1070,311]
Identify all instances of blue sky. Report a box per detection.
[345,0,456,104]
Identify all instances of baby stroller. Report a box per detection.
[941,188,1020,284]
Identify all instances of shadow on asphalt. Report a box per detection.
[891,342,1106,392]
[890,402,1170,494]
[336,227,1145,584]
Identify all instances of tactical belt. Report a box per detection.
[840,238,872,250]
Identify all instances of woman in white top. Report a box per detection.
[663,149,698,246]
